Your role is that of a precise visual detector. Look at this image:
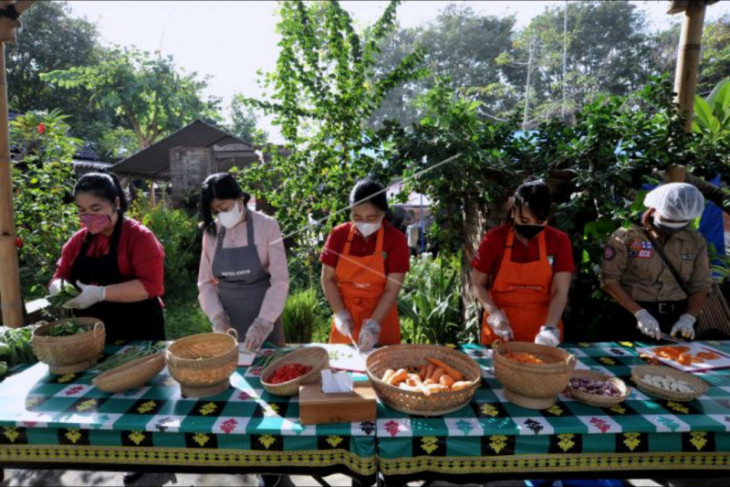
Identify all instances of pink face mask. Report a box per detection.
[80,213,112,234]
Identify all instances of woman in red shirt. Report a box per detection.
[320,178,410,351]
[49,172,165,344]
[471,178,574,346]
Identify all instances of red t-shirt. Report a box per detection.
[320,221,410,274]
[53,217,165,297]
[471,223,575,279]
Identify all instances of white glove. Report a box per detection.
[244,317,274,352]
[671,313,696,340]
[635,309,661,340]
[534,325,560,347]
[48,278,68,296]
[62,281,105,310]
[486,309,513,340]
[358,319,380,352]
[211,311,231,333]
[334,309,354,337]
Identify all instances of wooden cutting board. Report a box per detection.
[299,380,377,425]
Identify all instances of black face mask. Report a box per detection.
[655,222,688,236]
[514,224,545,240]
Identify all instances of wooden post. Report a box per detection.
[0,1,33,327]
[672,1,707,133]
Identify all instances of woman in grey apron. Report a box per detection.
[198,173,288,351]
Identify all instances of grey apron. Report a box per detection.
[212,213,284,343]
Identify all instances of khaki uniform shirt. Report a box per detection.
[600,224,712,302]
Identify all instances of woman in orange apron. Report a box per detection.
[471,178,574,346]
[320,178,410,351]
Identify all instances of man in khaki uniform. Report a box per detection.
[601,183,712,342]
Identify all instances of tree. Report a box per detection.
[42,47,221,151]
[371,4,517,128]
[244,0,424,237]
[503,0,654,126]
[11,110,81,298]
[5,1,116,146]
[228,94,267,144]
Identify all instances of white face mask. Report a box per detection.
[218,201,244,229]
[355,219,382,238]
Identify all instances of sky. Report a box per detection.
[67,1,730,143]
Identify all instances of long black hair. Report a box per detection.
[200,173,251,236]
[73,171,128,215]
[350,177,389,212]
[507,176,552,223]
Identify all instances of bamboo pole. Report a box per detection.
[0,1,33,327]
[672,1,707,133]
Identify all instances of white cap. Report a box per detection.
[644,183,704,222]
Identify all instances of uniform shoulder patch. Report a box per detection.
[603,246,616,261]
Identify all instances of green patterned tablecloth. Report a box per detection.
[376,341,730,479]
[0,344,376,480]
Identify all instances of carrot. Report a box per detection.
[431,367,445,383]
[382,369,396,383]
[424,383,449,394]
[450,380,472,391]
[418,365,427,380]
[426,357,464,381]
[387,368,408,385]
[425,363,435,379]
[439,374,455,388]
[398,382,421,392]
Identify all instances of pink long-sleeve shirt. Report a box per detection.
[197,209,289,324]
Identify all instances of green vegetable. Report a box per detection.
[0,325,38,367]
[49,321,88,337]
[91,342,166,373]
[44,280,80,320]
[0,360,7,379]
[0,342,9,359]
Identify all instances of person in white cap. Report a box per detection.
[600,183,712,342]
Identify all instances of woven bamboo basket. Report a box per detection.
[92,352,165,393]
[166,329,238,398]
[31,317,105,374]
[631,364,708,402]
[566,370,630,408]
[260,346,330,396]
[366,344,481,416]
[492,340,576,410]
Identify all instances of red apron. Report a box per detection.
[329,225,401,345]
[481,229,563,345]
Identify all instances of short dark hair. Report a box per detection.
[200,173,251,235]
[350,177,388,212]
[74,171,128,215]
[511,177,552,223]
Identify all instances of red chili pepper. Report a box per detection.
[268,362,312,384]
[37,123,46,134]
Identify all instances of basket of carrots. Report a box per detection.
[366,344,481,416]
[492,340,575,410]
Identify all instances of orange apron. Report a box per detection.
[329,225,401,345]
[481,228,563,345]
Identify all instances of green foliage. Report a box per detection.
[11,110,81,298]
[228,95,267,144]
[42,47,221,149]
[693,78,730,141]
[6,1,114,146]
[282,288,329,343]
[398,254,477,345]
[371,4,516,128]
[243,0,425,240]
[128,202,201,305]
